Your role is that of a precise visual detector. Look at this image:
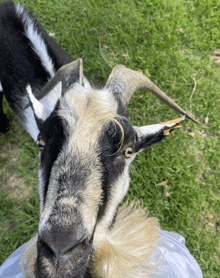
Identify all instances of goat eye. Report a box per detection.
[125,147,133,158]
[37,140,45,151]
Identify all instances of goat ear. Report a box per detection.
[26,85,49,129]
[134,117,185,152]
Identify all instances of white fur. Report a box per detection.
[94,153,136,242]
[22,106,39,141]
[100,88,119,107]
[135,124,165,137]
[83,76,92,89]
[14,3,23,16]
[0,82,3,92]
[26,85,46,120]
[38,167,45,216]
[15,4,55,78]
[23,82,62,141]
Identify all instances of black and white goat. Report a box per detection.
[0,1,197,278]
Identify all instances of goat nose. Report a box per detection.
[38,225,85,255]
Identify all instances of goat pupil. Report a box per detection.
[125,147,133,157]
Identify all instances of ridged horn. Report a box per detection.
[104,65,198,124]
[24,58,84,109]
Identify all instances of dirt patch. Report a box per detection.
[7,173,31,201]
[0,169,33,203]
[8,220,17,232]
[199,213,220,232]
[211,50,220,66]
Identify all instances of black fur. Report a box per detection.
[0,0,72,132]
[38,103,66,206]
[97,118,137,224]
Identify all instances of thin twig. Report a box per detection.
[99,27,113,69]
[190,72,198,117]
[165,80,195,85]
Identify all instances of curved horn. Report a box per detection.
[104,65,198,124]
[24,58,84,109]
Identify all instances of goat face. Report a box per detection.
[26,59,195,278]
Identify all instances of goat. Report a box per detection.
[0,1,198,277]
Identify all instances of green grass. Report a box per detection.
[0,0,220,277]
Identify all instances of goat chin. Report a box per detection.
[21,202,160,278]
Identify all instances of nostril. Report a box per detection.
[64,237,87,254]
[37,238,55,256]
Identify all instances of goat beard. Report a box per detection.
[21,201,160,278]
